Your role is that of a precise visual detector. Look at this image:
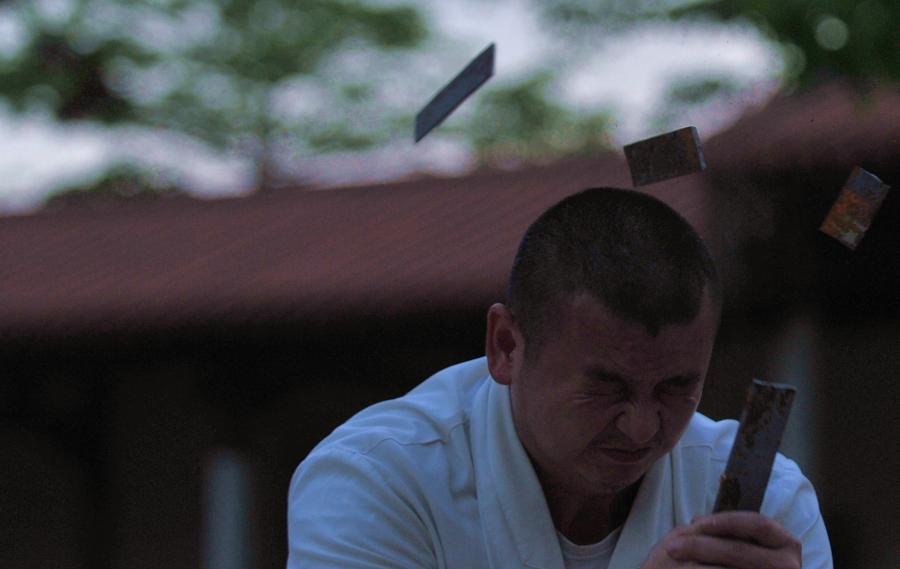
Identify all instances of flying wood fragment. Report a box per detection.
[414,43,495,142]
[820,166,891,250]
[623,126,706,187]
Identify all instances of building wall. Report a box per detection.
[3,304,896,568]
[1,309,488,569]
[818,319,900,569]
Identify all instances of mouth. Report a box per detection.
[598,446,653,464]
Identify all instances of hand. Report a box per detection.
[640,511,802,569]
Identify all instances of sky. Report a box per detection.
[428,0,781,137]
[0,0,783,214]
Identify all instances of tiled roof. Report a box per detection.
[12,79,892,339]
[705,80,900,176]
[0,154,711,338]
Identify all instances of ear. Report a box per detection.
[485,303,524,386]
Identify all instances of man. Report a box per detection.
[287,188,832,568]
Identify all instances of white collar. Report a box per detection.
[470,376,683,569]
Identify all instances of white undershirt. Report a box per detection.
[557,526,622,569]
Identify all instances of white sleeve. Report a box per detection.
[286,448,437,569]
[796,510,832,569]
[765,457,833,569]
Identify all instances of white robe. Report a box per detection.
[288,358,832,568]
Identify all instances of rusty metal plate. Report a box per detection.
[820,166,891,250]
[713,379,796,513]
[623,126,706,187]
[415,43,495,142]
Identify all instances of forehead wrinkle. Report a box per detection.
[576,324,703,387]
[558,291,713,385]
[589,348,696,389]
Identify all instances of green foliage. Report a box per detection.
[0,0,631,202]
[672,0,900,87]
[667,76,737,105]
[304,123,379,153]
[43,163,182,209]
[0,0,428,172]
[536,0,899,87]
[0,30,136,121]
[651,73,738,131]
[465,73,613,165]
[539,0,699,27]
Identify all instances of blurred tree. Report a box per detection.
[535,0,900,89]
[0,0,427,191]
[651,74,739,131]
[43,163,182,210]
[0,0,622,202]
[463,72,613,166]
[669,0,900,89]
[536,0,679,29]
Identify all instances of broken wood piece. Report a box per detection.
[623,126,706,187]
[713,379,796,513]
[415,43,495,142]
[820,166,891,250]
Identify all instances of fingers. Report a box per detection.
[667,534,773,569]
[665,512,802,569]
[691,511,796,549]
[642,526,731,569]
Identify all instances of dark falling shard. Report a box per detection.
[820,166,891,250]
[415,43,495,142]
[623,126,706,187]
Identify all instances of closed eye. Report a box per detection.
[657,375,700,394]
[583,369,628,397]
[585,383,626,397]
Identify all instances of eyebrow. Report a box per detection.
[584,366,626,383]
[660,374,702,386]
[584,366,700,386]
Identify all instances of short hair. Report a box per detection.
[507,187,720,356]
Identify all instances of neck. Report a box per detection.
[542,477,641,545]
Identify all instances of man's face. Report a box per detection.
[508,292,718,498]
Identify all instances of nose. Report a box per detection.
[615,402,660,446]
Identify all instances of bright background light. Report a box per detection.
[0,0,784,214]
